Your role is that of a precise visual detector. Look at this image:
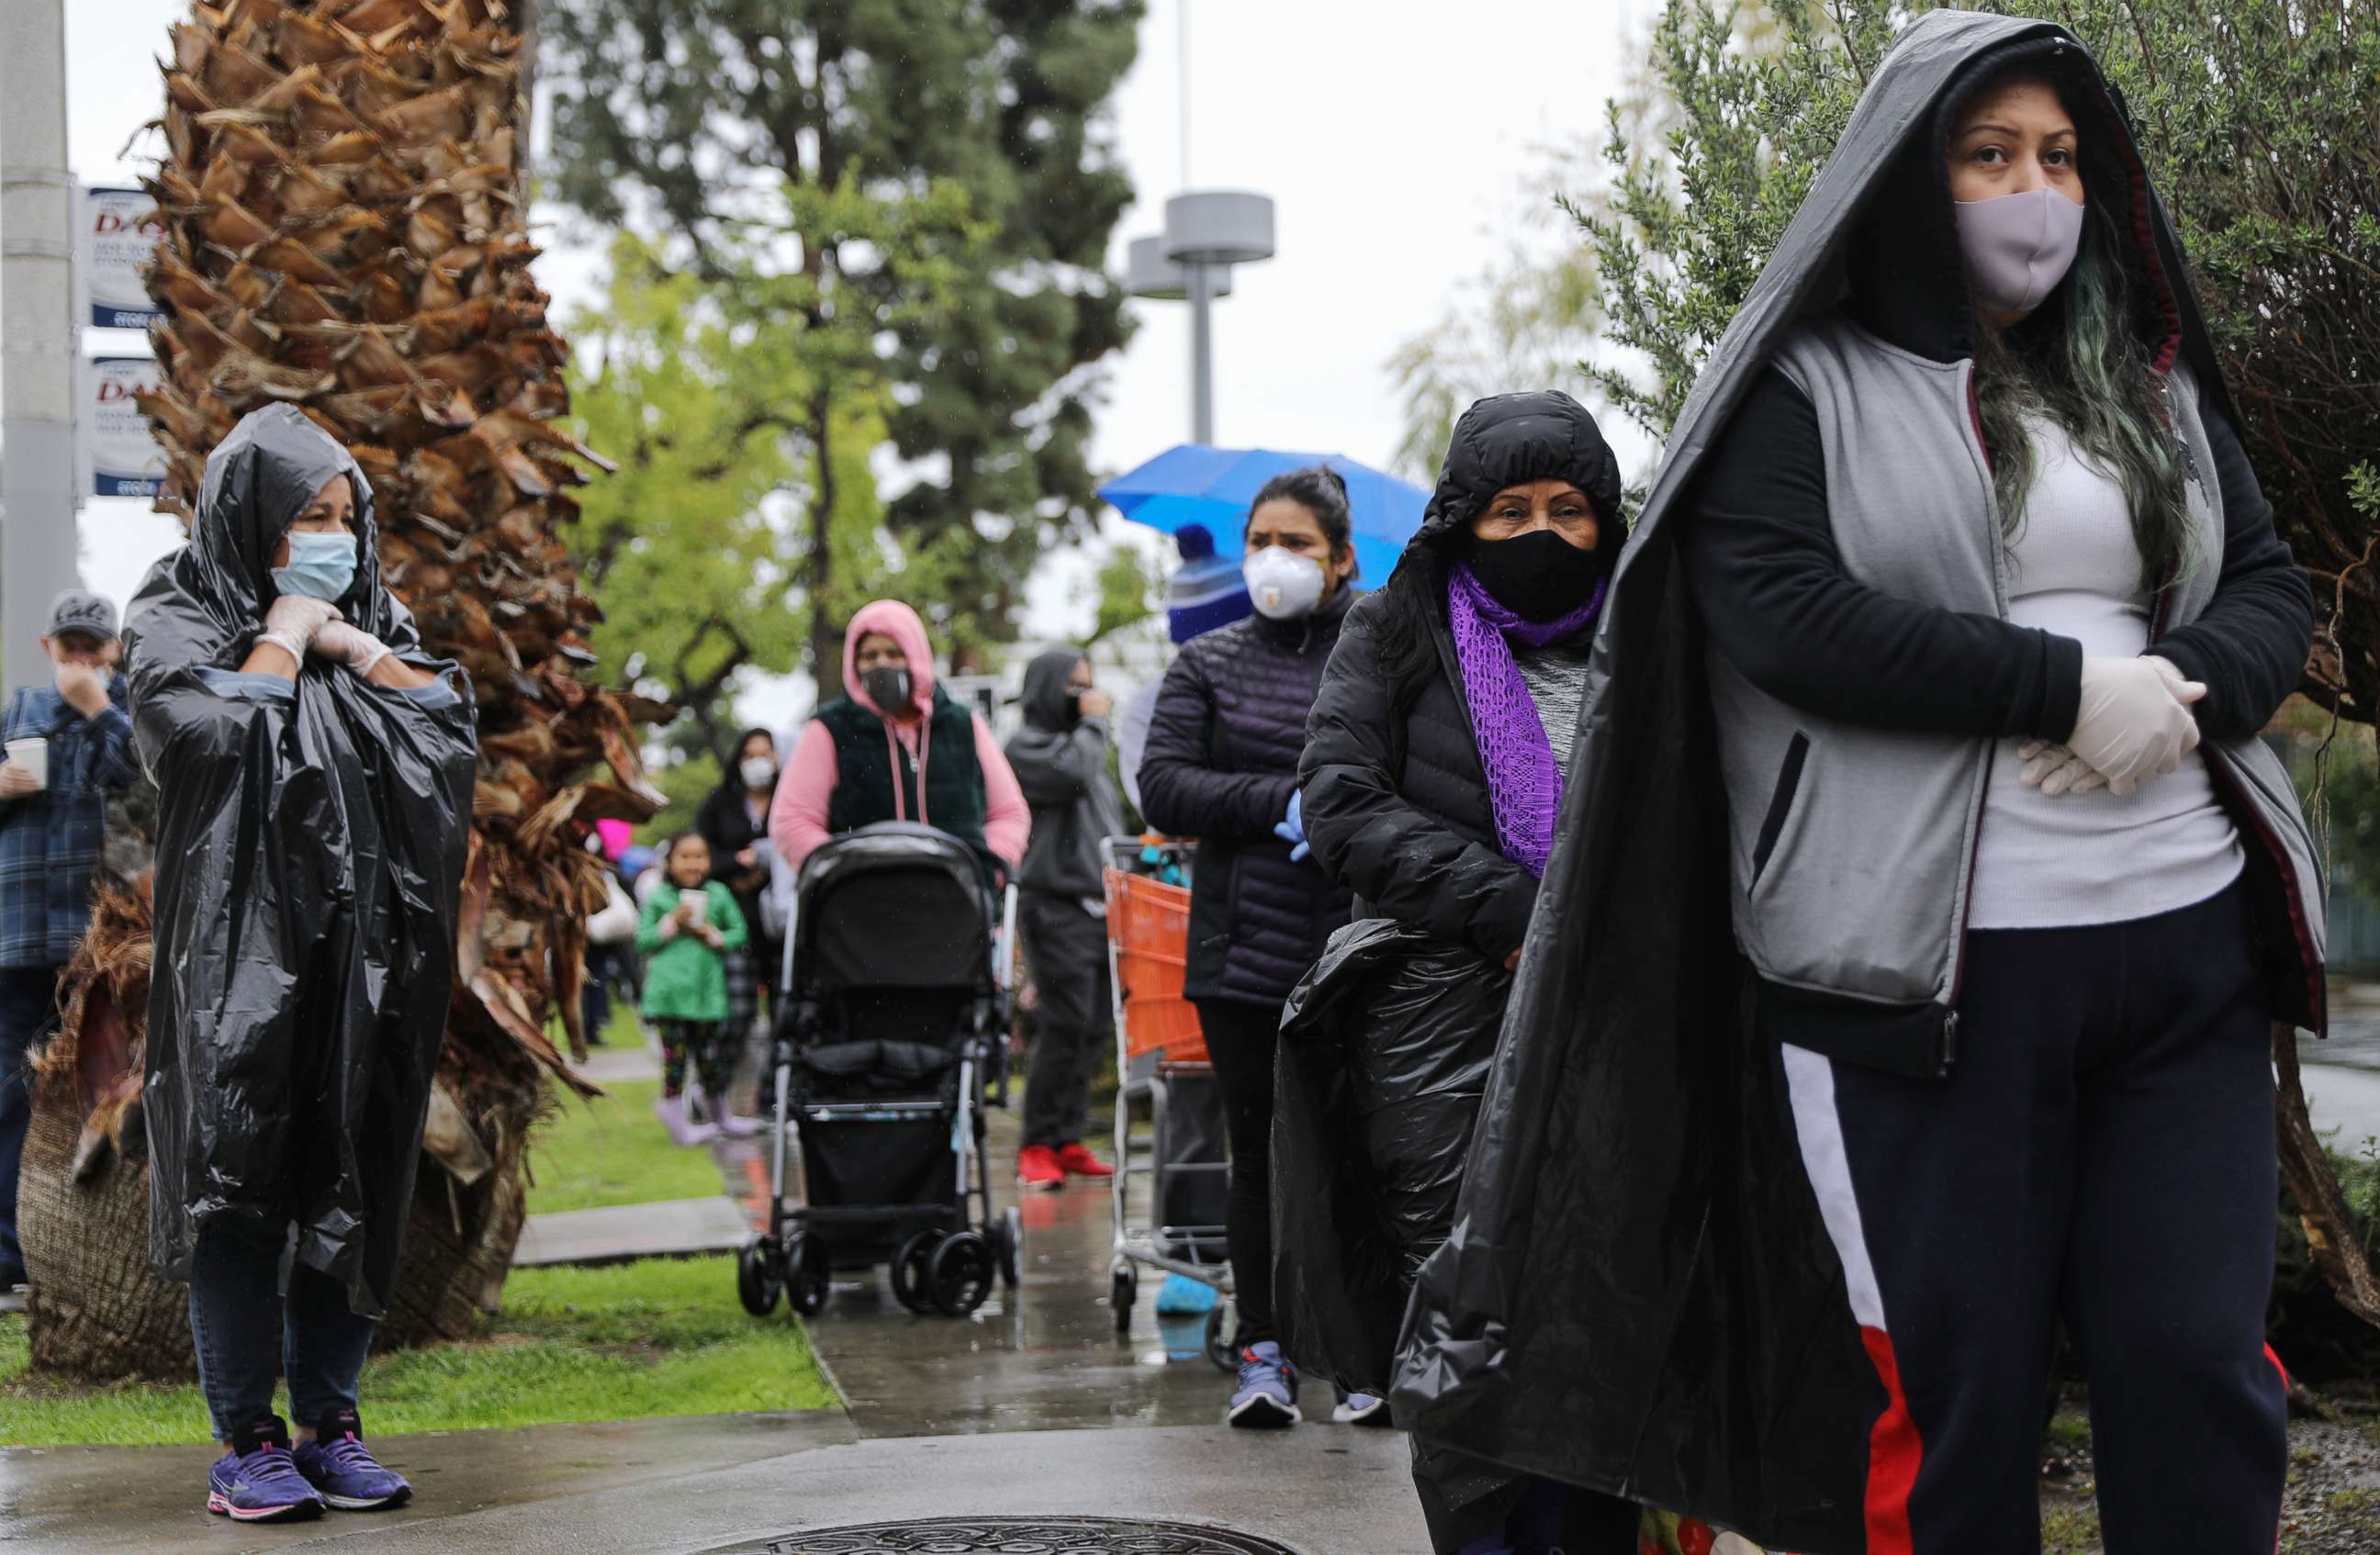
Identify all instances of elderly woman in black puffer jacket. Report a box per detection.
[1285,391,1641,1554]
[1139,464,1357,1429]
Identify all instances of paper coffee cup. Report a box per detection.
[5,737,48,790]
[679,887,707,922]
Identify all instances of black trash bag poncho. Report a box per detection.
[1274,919,1512,1397]
[1386,14,2234,1554]
[127,404,477,1318]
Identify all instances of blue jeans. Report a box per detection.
[187,1214,377,1442]
[0,964,62,1277]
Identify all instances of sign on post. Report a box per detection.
[82,185,164,330]
[89,356,168,498]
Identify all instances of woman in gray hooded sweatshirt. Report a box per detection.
[1678,29,2317,1555]
[1390,15,2321,1555]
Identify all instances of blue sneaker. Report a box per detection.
[1226,1340,1301,1427]
[206,1416,324,1523]
[291,1408,411,1511]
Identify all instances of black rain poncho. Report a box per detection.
[1274,922,1511,1397]
[1386,14,2226,1553]
[128,404,477,1318]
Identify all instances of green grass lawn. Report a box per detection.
[0,1255,836,1447]
[524,1075,729,1216]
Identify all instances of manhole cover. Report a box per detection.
[708,1517,1303,1554]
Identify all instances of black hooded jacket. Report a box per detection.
[1005,649,1127,901]
[1390,17,2312,1553]
[1301,391,1625,961]
[1139,592,1356,1006]
[127,404,477,1317]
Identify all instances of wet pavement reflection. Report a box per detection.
[758,1108,1238,1438]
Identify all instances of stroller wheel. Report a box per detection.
[891,1230,941,1314]
[736,1236,783,1317]
[989,1207,1022,1289]
[1110,1265,1137,1334]
[1204,1302,1239,1374]
[929,1231,994,1317]
[788,1235,831,1317]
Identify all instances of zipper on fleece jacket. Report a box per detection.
[1935,364,2012,1078]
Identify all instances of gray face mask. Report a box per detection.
[1954,187,2086,319]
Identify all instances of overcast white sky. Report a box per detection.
[47,0,1647,723]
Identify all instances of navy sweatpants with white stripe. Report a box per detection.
[1779,883,2287,1554]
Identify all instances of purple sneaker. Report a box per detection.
[291,1408,411,1511]
[206,1415,324,1523]
[1226,1340,1301,1427]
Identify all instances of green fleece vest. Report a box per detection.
[815,688,985,846]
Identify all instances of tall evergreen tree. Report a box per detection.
[542,1,1142,675]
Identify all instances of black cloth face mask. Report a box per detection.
[1465,527,1608,622]
[861,666,914,715]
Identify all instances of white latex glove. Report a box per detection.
[259,595,340,661]
[2067,655,2206,795]
[311,620,393,678]
[2015,741,2109,797]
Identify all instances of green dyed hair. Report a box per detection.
[1972,193,2198,592]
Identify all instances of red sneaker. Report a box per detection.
[1016,1144,1065,1191]
[1055,1141,1114,1180]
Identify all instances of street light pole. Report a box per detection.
[1,0,81,688]
[1185,262,1214,445]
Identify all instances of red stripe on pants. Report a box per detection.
[1858,1326,1923,1555]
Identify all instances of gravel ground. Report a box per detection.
[2039,1405,2380,1553]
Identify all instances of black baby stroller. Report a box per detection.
[735,822,1024,1319]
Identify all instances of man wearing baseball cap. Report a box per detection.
[0,590,141,1292]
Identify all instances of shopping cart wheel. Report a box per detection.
[988,1207,1022,1288]
[788,1235,831,1317]
[736,1236,782,1317]
[929,1231,994,1317]
[1110,1265,1137,1334]
[891,1230,941,1314]
[1203,1302,1238,1374]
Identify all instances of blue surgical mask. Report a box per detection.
[272,530,357,602]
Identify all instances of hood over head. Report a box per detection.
[1019,648,1088,733]
[1844,21,2183,371]
[1409,390,1626,554]
[841,599,938,719]
[145,402,417,661]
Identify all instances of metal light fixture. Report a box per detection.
[1125,190,1276,443]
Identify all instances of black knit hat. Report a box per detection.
[1416,390,1626,545]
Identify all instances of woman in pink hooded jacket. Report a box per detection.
[770,600,1028,877]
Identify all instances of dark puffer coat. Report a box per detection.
[1139,589,1356,1006]
[1301,390,1625,961]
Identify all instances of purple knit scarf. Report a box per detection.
[1446,563,1608,878]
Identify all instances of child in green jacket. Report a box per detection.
[637,833,750,1145]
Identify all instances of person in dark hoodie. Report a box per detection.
[1290,391,1641,1553]
[1139,464,1358,1428]
[1006,648,1127,1190]
[1390,15,2321,1555]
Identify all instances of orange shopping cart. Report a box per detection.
[1102,835,1235,1370]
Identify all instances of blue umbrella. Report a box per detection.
[1097,444,1430,587]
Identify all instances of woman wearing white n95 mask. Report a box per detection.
[1138,464,1358,1430]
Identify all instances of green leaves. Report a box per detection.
[542,0,1145,693]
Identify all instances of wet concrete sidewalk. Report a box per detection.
[1,1103,1430,1551]
[1,1415,1418,1553]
